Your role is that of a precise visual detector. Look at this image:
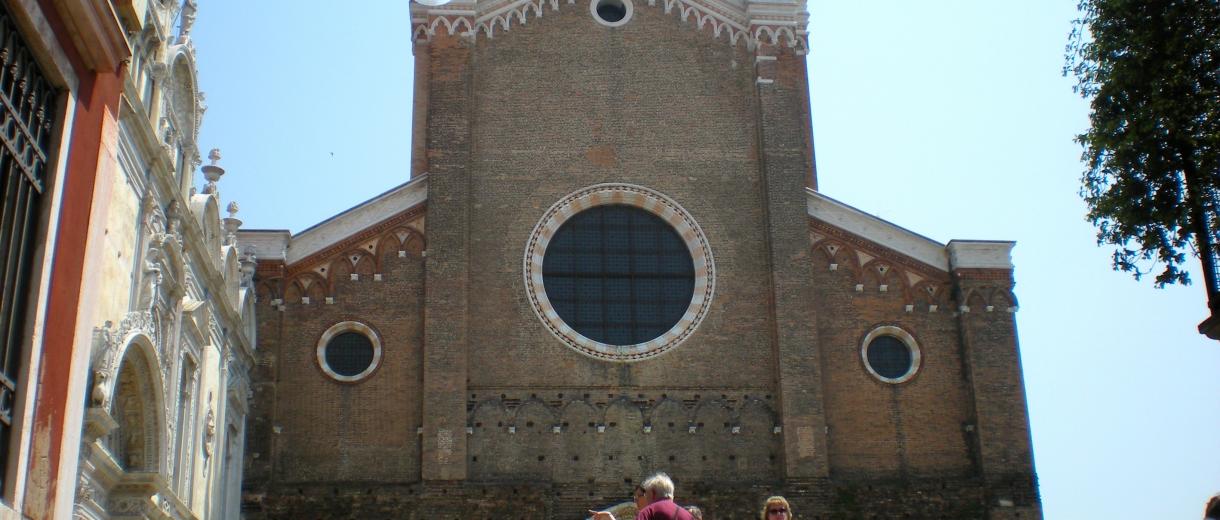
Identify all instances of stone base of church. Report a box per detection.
[241,476,1040,519]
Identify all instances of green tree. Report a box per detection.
[1066,0,1220,330]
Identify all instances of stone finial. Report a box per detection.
[240,248,257,287]
[201,148,225,194]
[223,201,242,246]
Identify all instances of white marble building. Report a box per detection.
[72,1,255,518]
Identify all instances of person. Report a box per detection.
[590,472,694,520]
[684,505,703,519]
[760,496,792,520]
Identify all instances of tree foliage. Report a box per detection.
[1066,0,1220,295]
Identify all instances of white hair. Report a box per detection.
[641,472,675,499]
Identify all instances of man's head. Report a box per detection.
[638,472,675,505]
[632,485,647,509]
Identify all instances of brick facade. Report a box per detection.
[239,2,1039,518]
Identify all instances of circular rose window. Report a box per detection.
[525,184,714,361]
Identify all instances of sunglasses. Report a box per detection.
[768,508,788,515]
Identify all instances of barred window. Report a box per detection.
[0,3,58,488]
[542,205,695,346]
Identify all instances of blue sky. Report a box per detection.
[194,1,1220,517]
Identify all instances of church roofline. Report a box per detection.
[236,175,428,264]
[806,188,950,271]
[805,189,1016,272]
[287,174,428,265]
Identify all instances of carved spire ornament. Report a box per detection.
[201,148,224,194]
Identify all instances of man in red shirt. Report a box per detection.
[590,473,695,520]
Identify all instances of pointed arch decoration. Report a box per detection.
[411,0,808,53]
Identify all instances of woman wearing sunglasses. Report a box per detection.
[760,496,792,520]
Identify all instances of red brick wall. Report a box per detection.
[249,235,426,483]
[462,0,773,398]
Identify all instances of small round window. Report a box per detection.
[316,321,382,383]
[860,326,920,384]
[591,0,632,27]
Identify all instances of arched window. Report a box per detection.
[108,346,160,472]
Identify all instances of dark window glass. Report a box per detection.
[543,205,694,345]
[867,335,912,380]
[0,2,57,491]
[596,0,627,22]
[325,332,375,377]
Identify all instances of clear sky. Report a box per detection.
[194,1,1220,518]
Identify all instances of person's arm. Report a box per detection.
[588,510,617,520]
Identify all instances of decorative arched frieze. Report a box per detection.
[511,398,558,429]
[810,222,954,311]
[601,397,644,426]
[255,279,280,307]
[691,398,734,432]
[736,397,777,433]
[349,249,378,277]
[283,273,328,304]
[993,288,1019,312]
[468,398,510,431]
[860,258,904,295]
[376,226,427,265]
[645,397,690,429]
[910,280,951,308]
[959,286,1019,313]
[411,0,808,53]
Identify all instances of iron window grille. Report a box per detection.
[0,3,57,489]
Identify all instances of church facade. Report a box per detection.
[239,0,1040,518]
